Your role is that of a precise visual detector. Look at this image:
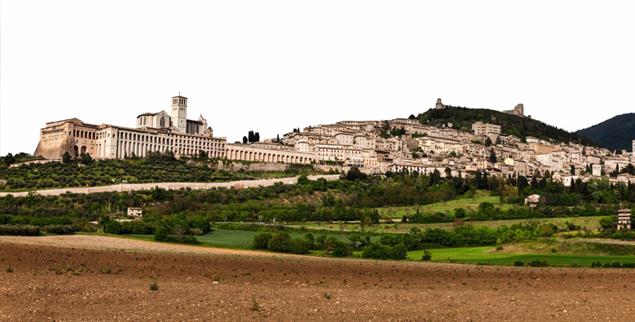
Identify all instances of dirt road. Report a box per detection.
[0,174,339,197]
[1,235,634,321]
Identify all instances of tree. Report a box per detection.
[253,233,273,249]
[248,130,254,143]
[345,167,367,181]
[276,134,280,143]
[267,232,291,252]
[408,114,416,120]
[454,208,466,219]
[80,153,93,165]
[3,153,15,166]
[517,175,529,192]
[242,136,248,144]
[421,249,432,261]
[489,149,497,164]
[62,152,72,164]
[331,241,352,257]
[198,150,208,160]
[254,132,260,142]
[484,137,493,147]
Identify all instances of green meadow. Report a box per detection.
[407,245,635,267]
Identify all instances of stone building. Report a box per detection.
[225,143,315,164]
[471,122,501,142]
[435,98,445,109]
[617,209,632,230]
[503,103,525,117]
[34,95,226,160]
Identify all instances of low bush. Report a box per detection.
[331,240,352,257]
[527,260,549,267]
[43,225,78,235]
[253,233,273,249]
[253,232,315,255]
[267,232,292,252]
[361,242,407,260]
[421,249,432,261]
[0,225,40,236]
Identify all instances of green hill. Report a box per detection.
[576,113,635,151]
[417,106,593,145]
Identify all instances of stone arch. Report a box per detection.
[73,145,79,158]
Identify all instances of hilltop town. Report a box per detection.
[33,95,635,186]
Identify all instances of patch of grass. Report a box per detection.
[377,191,505,218]
[149,281,159,291]
[408,245,635,267]
[5,266,13,273]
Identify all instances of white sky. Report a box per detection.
[1,0,634,154]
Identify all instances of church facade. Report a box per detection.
[34,95,227,160]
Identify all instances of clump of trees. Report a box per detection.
[243,131,260,144]
[361,242,408,260]
[253,232,312,254]
[153,215,209,245]
[253,232,353,257]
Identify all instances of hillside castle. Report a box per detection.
[34,96,635,185]
[435,98,525,117]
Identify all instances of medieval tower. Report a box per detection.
[171,95,188,133]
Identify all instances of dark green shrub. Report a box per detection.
[0,225,41,236]
[513,260,524,267]
[389,243,408,260]
[421,249,432,261]
[527,260,549,267]
[288,238,312,254]
[253,233,273,250]
[361,242,407,260]
[153,226,169,242]
[331,241,352,257]
[267,233,292,252]
[102,220,122,234]
[43,225,77,235]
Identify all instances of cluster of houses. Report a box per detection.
[277,99,635,186]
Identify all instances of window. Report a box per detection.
[160,117,165,127]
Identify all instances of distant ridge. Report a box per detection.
[417,106,593,145]
[576,113,635,151]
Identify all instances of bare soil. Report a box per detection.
[1,235,634,321]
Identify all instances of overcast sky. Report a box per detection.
[1,0,634,154]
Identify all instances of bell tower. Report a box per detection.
[170,94,187,133]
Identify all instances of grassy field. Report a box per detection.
[290,216,608,234]
[407,244,635,267]
[129,229,351,250]
[377,192,509,218]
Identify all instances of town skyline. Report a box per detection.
[0,93,631,155]
[2,1,634,154]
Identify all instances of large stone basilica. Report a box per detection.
[34,95,227,159]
